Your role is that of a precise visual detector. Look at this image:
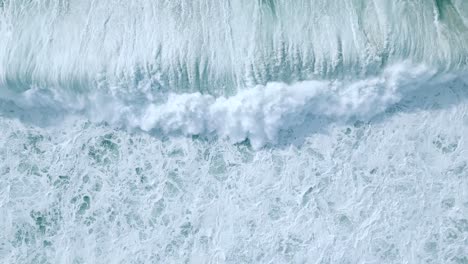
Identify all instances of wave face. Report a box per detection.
[1,0,467,94]
[1,1,468,263]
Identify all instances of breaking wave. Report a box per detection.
[1,1,467,147]
[2,1,468,263]
[2,63,466,148]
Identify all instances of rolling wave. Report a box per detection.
[1,0,467,95]
[2,62,465,148]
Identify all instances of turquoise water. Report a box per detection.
[1,1,468,263]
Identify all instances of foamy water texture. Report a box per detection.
[1,0,468,263]
[1,78,468,263]
[1,64,468,263]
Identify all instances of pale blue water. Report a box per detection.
[0,1,467,263]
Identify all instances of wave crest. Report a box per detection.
[3,63,462,149]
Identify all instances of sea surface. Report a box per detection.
[0,1,467,263]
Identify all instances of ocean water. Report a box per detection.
[1,1,468,263]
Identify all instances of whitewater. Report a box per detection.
[0,0,467,263]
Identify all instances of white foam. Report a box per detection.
[1,78,467,263]
[134,63,438,148]
[0,63,451,149]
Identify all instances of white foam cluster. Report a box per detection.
[134,64,436,148]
